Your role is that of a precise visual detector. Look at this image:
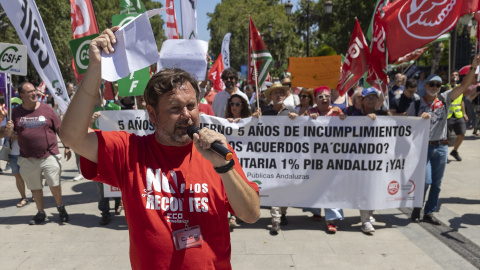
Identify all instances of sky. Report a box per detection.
[156,0,302,41]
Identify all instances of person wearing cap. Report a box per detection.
[407,53,480,225]
[344,87,389,233]
[345,87,389,118]
[281,77,300,111]
[211,68,249,118]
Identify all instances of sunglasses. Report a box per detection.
[428,82,442,88]
[224,76,236,81]
[299,95,310,99]
[317,95,331,99]
[229,102,242,107]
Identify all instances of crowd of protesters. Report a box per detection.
[2,54,480,234]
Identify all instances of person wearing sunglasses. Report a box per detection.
[225,94,251,123]
[308,86,346,119]
[288,88,314,118]
[389,79,420,116]
[212,68,249,118]
[406,52,480,225]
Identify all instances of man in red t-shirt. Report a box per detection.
[60,27,260,270]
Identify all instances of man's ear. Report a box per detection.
[147,105,156,124]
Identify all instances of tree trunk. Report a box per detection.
[431,42,444,75]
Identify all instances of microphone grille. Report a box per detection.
[187,126,200,139]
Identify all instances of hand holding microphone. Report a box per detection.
[187,126,233,161]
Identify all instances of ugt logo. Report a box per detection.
[399,0,458,39]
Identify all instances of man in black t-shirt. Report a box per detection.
[389,79,420,116]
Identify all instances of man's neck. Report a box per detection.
[22,101,39,111]
[226,87,237,95]
[272,103,285,112]
[424,94,436,102]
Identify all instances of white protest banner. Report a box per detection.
[101,8,165,81]
[180,0,197,40]
[0,0,70,113]
[98,111,429,209]
[157,39,208,80]
[221,33,231,69]
[0,43,27,76]
[98,109,153,135]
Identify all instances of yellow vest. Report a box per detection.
[447,94,463,119]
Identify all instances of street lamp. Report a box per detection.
[285,1,293,16]
[303,0,333,57]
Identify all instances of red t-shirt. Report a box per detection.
[12,103,60,158]
[199,103,215,116]
[80,131,258,270]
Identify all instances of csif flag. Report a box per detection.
[208,54,225,92]
[337,18,370,97]
[0,0,70,113]
[70,0,99,82]
[382,0,479,62]
[248,16,273,88]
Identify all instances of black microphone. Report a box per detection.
[187,126,233,161]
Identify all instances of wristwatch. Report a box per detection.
[214,159,235,174]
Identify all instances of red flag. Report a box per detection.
[165,0,179,39]
[38,81,46,102]
[70,0,99,39]
[103,81,115,101]
[367,12,388,93]
[382,0,479,62]
[248,17,273,87]
[70,0,98,83]
[337,18,370,97]
[393,47,429,65]
[208,55,225,92]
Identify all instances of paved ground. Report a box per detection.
[0,134,479,269]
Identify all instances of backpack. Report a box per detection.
[414,94,446,116]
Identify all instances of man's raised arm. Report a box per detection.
[451,52,480,101]
[59,27,119,163]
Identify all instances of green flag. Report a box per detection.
[120,0,146,14]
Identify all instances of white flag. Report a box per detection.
[180,0,197,40]
[221,33,231,69]
[0,0,70,114]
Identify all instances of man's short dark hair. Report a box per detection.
[405,79,418,89]
[221,68,237,81]
[144,68,200,108]
[18,82,33,94]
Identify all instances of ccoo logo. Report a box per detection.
[398,0,458,40]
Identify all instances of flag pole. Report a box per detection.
[253,59,260,113]
[5,73,10,121]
